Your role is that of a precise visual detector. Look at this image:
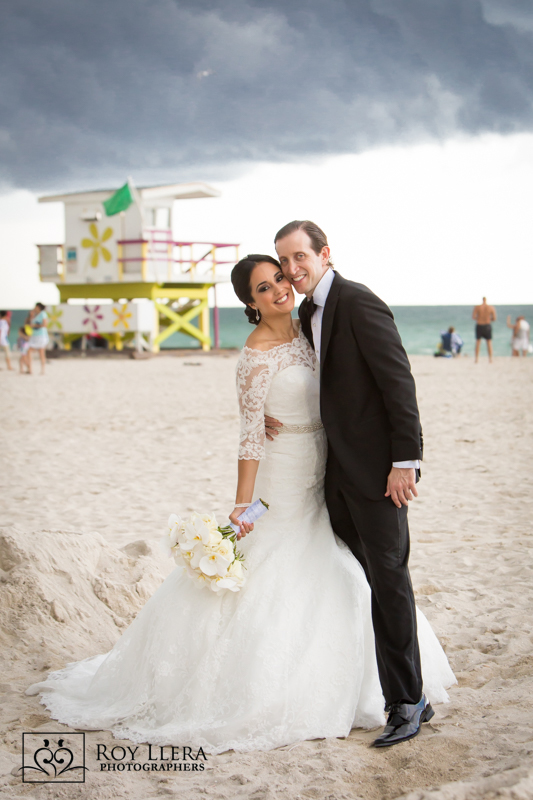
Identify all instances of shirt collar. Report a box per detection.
[312,268,335,307]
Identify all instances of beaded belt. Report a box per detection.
[277,420,324,434]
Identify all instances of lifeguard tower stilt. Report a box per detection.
[37,182,238,352]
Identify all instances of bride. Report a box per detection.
[27,254,455,754]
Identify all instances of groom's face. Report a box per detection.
[275,230,330,297]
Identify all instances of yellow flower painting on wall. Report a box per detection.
[81,224,113,268]
[112,303,133,330]
[47,305,63,331]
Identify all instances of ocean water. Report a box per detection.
[6,305,532,357]
[170,304,533,357]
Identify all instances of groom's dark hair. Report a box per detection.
[274,220,333,267]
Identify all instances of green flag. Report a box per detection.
[103,182,133,216]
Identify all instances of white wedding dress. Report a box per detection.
[28,327,455,754]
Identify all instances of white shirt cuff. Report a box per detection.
[393,460,420,469]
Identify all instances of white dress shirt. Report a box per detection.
[309,268,420,471]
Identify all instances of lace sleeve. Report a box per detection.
[236,353,273,460]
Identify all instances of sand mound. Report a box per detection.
[0,527,172,676]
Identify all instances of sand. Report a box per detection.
[1,352,533,800]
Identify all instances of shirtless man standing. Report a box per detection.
[473,297,497,363]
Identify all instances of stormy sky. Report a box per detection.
[2,0,533,192]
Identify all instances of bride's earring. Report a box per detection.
[255,309,260,323]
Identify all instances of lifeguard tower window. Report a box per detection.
[147,208,170,229]
[39,245,63,278]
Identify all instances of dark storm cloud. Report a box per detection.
[2,0,533,191]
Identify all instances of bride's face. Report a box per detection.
[249,262,295,320]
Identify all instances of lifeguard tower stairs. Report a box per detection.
[37,182,239,352]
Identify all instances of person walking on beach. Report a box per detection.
[28,303,49,375]
[473,297,496,363]
[507,315,530,358]
[0,311,14,371]
[269,220,432,747]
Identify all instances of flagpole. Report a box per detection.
[127,176,144,230]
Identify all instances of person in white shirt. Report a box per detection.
[507,315,530,357]
[0,311,14,371]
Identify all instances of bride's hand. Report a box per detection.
[229,508,254,540]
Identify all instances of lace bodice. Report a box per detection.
[236,326,317,460]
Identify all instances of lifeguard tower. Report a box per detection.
[37,181,239,351]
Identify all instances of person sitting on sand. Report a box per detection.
[472,298,496,363]
[436,327,463,358]
[506,315,530,358]
[0,311,14,371]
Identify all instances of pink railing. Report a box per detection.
[117,237,240,281]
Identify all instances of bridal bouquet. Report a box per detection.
[160,499,269,594]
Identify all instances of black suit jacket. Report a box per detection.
[299,272,423,500]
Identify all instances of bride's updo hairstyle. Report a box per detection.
[231,254,281,325]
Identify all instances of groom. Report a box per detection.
[269,220,433,748]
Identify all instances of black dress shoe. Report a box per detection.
[372,694,434,748]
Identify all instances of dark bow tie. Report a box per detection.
[307,296,317,316]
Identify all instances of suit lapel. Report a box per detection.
[320,272,342,371]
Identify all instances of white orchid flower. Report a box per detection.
[199,551,232,577]
[201,513,219,534]
[178,538,204,567]
[179,538,197,552]
[167,513,181,529]
[228,560,244,581]
[177,527,189,545]
[194,572,211,589]
[210,576,240,592]
[179,544,199,563]
[167,513,186,548]
[207,530,223,548]
[183,514,212,546]
[215,538,235,564]
[221,579,241,592]
[189,544,205,569]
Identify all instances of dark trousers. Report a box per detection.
[324,453,423,707]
